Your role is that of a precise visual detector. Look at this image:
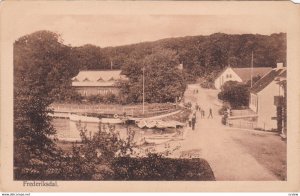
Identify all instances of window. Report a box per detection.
[83,77,90,82]
[226,74,232,78]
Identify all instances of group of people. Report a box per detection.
[195,103,213,119]
[188,103,213,131]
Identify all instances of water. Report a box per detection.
[52,118,178,144]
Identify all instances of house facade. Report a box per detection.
[71,70,127,97]
[214,67,272,90]
[249,64,286,131]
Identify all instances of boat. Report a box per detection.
[101,118,124,124]
[136,119,185,129]
[145,120,157,128]
[144,137,172,145]
[149,132,177,138]
[69,114,100,123]
[169,120,185,128]
[137,120,147,128]
[69,114,124,124]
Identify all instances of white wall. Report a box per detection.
[249,93,258,112]
[256,81,284,130]
[214,67,242,89]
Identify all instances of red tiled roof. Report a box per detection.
[250,68,286,94]
[232,67,272,82]
[72,70,124,82]
[71,70,127,87]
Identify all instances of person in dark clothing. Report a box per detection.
[208,108,213,119]
[188,115,192,127]
[201,109,205,118]
[191,112,196,130]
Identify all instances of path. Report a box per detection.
[177,84,277,180]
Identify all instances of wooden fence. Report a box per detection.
[227,119,258,129]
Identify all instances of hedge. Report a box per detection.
[112,155,215,181]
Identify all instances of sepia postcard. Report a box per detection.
[0,0,300,192]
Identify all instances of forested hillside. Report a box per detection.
[101,33,285,74]
[14,31,286,103]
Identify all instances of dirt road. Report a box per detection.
[178,84,278,180]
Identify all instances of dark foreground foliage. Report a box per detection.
[14,155,215,181]
[113,155,215,181]
[14,121,215,181]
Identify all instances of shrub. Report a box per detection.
[103,93,117,103]
[15,122,215,181]
[112,155,215,181]
[218,81,250,109]
[87,94,103,103]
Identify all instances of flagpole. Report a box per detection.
[251,51,254,87]
[142,39,145,115]
[142,67,145,115]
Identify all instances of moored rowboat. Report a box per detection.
[69,114,100,123]
[69,114,124,124]
[144,137,172,145]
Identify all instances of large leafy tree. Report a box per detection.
[71,44,111,70]
[119,49,187,103]
[13,31,74,178]
[217,81,250,109]
[101,32,286,81]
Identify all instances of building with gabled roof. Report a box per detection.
[71,70,127,96]
[214,66,272,90]
[249,63,286,131]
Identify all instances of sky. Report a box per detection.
[14,15,286,47]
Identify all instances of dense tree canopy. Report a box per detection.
[14,30,286,104]
[218,81,250,109]
[14,30,73,176]
[118,49,187,103]
[101,33,286,78]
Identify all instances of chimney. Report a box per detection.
[276,62,284,69]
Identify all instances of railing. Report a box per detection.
[230,109,255,116]
[227,119,258,130]
[49,103,178,118]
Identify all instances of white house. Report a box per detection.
[249,63,286,130]
[71,70,127,97]
[214,66,272,90]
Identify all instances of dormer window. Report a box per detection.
[72,77,79,82]
[97,77,104,81]
[83,77,90,82]
[108,77,115,81]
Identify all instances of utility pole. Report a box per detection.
[142,67,145,115]
[251,51,254,88]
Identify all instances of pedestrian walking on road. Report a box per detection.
[191,112,196,130]
[195,103,199,111]
[201,109,205,118]
[188,115,192,128]
[208,108,213,119]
